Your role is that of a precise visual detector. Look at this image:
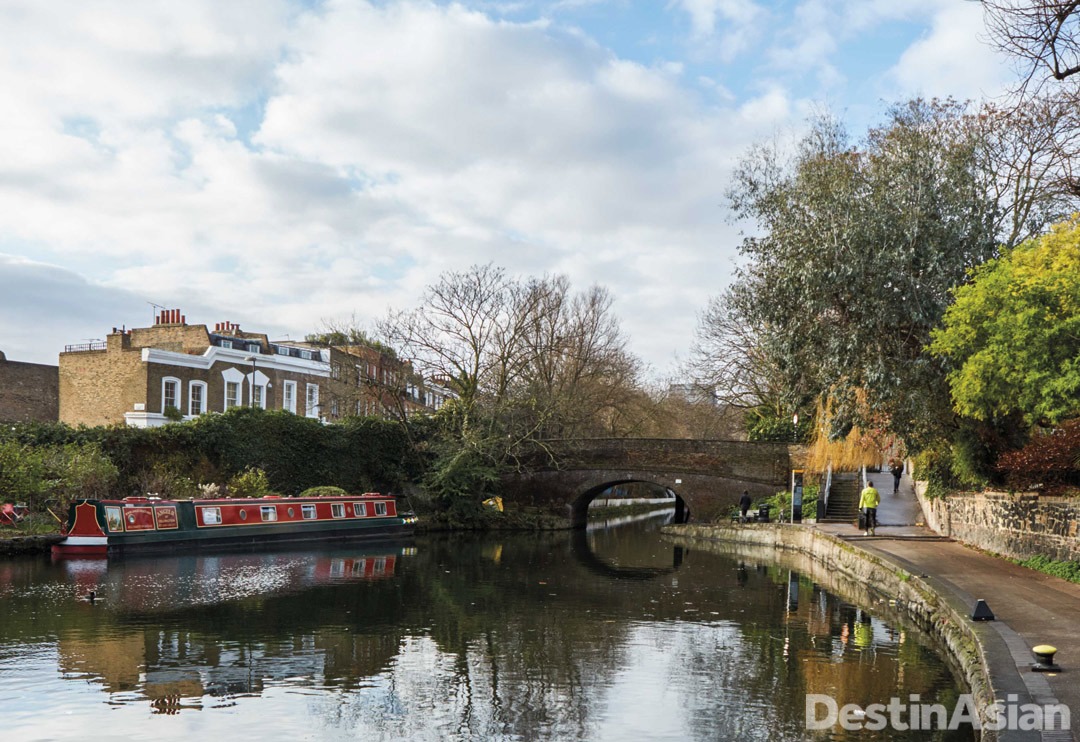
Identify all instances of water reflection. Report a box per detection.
[0,520,973,741]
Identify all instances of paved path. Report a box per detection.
[818,470,1080,740]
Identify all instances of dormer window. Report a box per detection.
[220,339,233,349]
[248,343,260,353]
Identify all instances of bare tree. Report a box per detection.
[979,3,1080,197]
[972,96,1080,239]
[379,265,646,450]
[982,1,1080,86]
[379,264,513,430]
[686,286,786,419]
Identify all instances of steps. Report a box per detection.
[819,476,860,524]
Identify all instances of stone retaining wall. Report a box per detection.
[915,484,1080,562]
[0,534,64,555]
[663,523,1000,739]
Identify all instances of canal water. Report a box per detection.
[0,511,973,741]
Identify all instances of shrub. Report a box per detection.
[0,408,422,498]
[162,405,183,422]
[134,461,199,500]
[0,439,118,510]
[228,467,271,497]
[298,486,350,498]
[197,482,224,499]
[996,419,1080,491]
[912,447,958,499]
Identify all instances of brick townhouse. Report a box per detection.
[60,310,332,427]
[58,310,455,428]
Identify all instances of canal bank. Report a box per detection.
[0,533,64,555]
[662,522,1061,742]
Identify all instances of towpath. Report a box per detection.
[819,470,1080,740]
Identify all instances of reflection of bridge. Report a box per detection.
[504,438,795,527]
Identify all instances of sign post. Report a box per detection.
[791,469,804,523]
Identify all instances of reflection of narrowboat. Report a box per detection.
[52,493,417,556]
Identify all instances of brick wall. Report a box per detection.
[915,483,1080,562]
[0,356,59,422]
[59,348,147,426]
[129,324,211,353]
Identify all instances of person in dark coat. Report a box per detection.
[889,460,904,495]
[739,490,752,523]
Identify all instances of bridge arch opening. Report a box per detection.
[569,479,689,529]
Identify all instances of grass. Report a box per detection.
[0,515,63,537]
[1012,554,1080,584]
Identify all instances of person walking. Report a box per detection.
[859,481,880,536]
[739,490,752,523]
[889,459,904,495]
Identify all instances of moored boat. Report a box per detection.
[52,493,417,556]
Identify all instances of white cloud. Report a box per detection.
[0,0,1017,374]
[888,0,1011,100]
[672,0,763,38]
[0,1,786,371]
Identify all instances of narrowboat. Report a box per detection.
[52,493,417,556]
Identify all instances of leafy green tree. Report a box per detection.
[930,216,1080,425]
[726,100,1002,448]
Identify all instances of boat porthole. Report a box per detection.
[288,508,294,517]
[239,510,247,520]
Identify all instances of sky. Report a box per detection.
[0,0,1015,372]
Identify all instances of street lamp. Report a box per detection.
[244,355,257,408]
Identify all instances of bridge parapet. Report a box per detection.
[523,438,795,486]
[506,438,799,528]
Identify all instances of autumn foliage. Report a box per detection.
[996,419,1080,490]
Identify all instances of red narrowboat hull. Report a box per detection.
[52,494,416,556]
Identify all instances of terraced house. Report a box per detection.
[58,310,455,428]
[59,310,330,427]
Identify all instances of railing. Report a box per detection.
[64,342,107,352]
[822,463,832,517]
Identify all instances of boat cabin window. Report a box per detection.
[202,507,222,525]
[331,503,345,518]
[302,504,317,520]
[261,506,278,522]
[374,502,387,516]
[353,503,366,517]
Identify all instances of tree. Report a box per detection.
[929,216,1080,426]
[376,265,646,504]
[379,264,514,432]
[982,1,1080,85]
[973,97,1080,241]
[725,100,1002,448]
[979,3,1080,197]
[686,285,788,418]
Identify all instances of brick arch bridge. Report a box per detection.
[503,438,795,528]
